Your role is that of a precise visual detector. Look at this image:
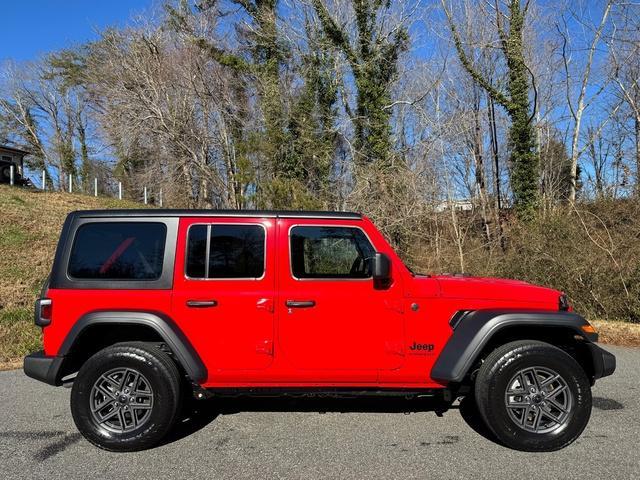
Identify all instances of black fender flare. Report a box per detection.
[59,311,207,384]
[430,310,597,384]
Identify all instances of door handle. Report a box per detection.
[186,300,218,308]
[285,300,316,308]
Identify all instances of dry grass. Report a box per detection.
[592,319,640,347]
[0,361,22,371]
[0,185,146,363]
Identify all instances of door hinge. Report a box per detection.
[256,340,273,355]
[385,341,405,356]
[256,298,274,313]
[384,299,404,314]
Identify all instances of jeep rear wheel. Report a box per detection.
[71,342,182,451]
[474,340,592,452]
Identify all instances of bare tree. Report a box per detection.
[609,2,640,195]
[558,0,613,202]
[0,59,92,189]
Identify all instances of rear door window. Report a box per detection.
[186,224,265,279]
[68,222,167,280]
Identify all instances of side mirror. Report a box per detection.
[372,252,391,285]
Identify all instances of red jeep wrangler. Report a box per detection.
[24,210,615,452]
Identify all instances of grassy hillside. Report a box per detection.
[0,185,146,365]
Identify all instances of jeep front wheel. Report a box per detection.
[71,342,182,451]
[474,340,592,452]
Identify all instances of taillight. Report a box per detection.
[35,298,52,327]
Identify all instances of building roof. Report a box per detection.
[0,145,30,156]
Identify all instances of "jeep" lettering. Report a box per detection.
[409,342,434,352]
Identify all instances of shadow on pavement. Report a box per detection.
[161,399,221,446]
[457,395,501,445]
[592,396,624,410]
[160,394,498,447]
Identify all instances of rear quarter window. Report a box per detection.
[68,222,167,280]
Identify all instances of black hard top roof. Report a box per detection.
[70,209,362,220]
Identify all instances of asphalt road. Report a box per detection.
[1,345,638,480]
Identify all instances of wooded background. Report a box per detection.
[1,0,640,322]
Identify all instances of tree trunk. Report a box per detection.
[566,1,612,202]
[636,116,640,196]
[488,95,505,250]
[568,107,583,202]
[472,101,491,244]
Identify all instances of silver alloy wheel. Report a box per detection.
[504,366,573,434]
[90,368,154,433]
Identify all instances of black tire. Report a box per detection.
[71,342,182,452]
[474,340,592,452]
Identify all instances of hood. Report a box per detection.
[434,274,560,305]
[407,273,562,308]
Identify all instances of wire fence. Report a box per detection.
[6,166,163,207]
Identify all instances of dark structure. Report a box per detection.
[0,145,30,185]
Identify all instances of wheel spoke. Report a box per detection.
[117,409,127,429]
[132,403,153,411]
[133,391,152,398]
[99,375,119,393]
[546,384,567,400]
[530,368,542,391]
[98,408,120,424]
[521,405,531,426]
[540,374,560,389]
[532,407,542,431]
[507,373,528,395]
[96,383,117,400]
[118,369,130,391]
[546,397,569,413]
[128,371,140,393]
[91,397,113,413]
[540,405,563,424]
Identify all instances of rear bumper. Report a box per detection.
[587,343,616,381]
[23,351,64,386]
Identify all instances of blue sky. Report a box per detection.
[0,0,153,62]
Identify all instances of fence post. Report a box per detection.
[118,182,122,200]
[144,186,148,205]
[159,188,163,207]
[9,165,14,186]
[68,174,72,193]
[42,170,46,190]
[94,178,98,197]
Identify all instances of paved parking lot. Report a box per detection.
[1,345,637,479]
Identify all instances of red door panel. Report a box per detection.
[171,217,275,382]
[276,219,404,381]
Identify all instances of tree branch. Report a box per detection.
[312,0,358,69]
[441,0,512,110]
[231,0,258,16]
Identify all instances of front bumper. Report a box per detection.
[23,351,64,386]
[587,343,616,381]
